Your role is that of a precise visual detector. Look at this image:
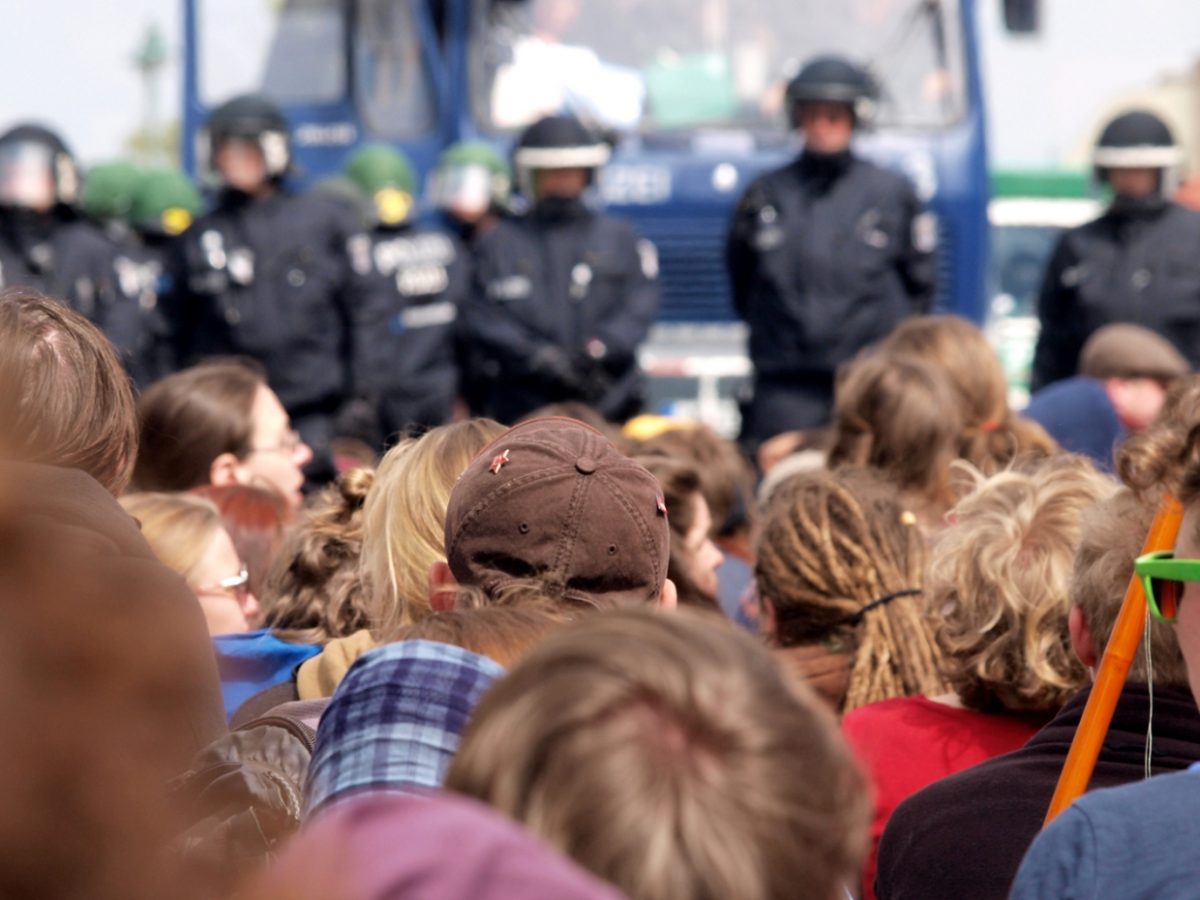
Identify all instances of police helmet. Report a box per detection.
[129,168,202,237]
[205,94,292,180]
[81,160,141,224]
[785,56,877,127]
[512,115,610,196]
[429,140,512,217]
[0,123,81,209]
[1092,110,1181,172]
[344,144,417,226]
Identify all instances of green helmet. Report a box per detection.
[430,141,512,216]
[344,144,417,226]
[81,160,142,223]
[129,168,202,237]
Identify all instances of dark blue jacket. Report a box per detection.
[726,151,935,379]
[1023,375,1126,471]
[463,199,660,423]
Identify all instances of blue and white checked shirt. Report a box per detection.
[304,639,505,817]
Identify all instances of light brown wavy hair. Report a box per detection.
[262,468,374,645]
[929,456,1117,713]
[445,608,869,900]
[1117,374,1200,499]
[880,315,1058,473]
[755,467,947,712]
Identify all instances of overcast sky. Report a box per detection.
[5,1,1200,169]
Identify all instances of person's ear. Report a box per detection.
[760,594,778,643]
[656,577,678,612]
[428,560,457,612]
[209,452,242,487]
[1069,605,1100,673]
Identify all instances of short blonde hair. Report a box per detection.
[119,492,224,582]
[362,419,505,637]
[445,609,870,900]
[929,456,1117,712]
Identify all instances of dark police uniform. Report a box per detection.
[1032,200,1200,389]
[727,150,935,443]
[0,211,141,360]
[347,224,468,440]
[109,235,181,388]
[463,198,660,424]
[173,189,364,477]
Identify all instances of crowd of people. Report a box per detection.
[7,40,1200,900]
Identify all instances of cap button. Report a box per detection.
[575,456,597,475]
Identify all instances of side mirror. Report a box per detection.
[1002,0,1040,34]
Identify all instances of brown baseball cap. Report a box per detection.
[444,417,670,608]
[1079,324,1190,382]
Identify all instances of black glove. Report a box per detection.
[530,344,585,395]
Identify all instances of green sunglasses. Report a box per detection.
[1134,551,1200,623]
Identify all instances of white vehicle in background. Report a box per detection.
[985,171,1101,408]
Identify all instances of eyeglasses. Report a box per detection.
[248,429,303,456]
[195,565,250,602]
[1134,551,1200,623]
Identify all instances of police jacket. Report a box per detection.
[347,222,467,404]
[1032,198,1200,389]
[463,198,660,423]
[726,150,935,378]
[174,188,363,414]
[0,208,140,359]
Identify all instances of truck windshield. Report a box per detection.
[470,0,966,135]
[199,0,436,136]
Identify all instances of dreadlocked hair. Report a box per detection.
[755,467,948,712]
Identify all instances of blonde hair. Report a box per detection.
[362,419,506,637]
[119,492,224,582]
[445,608,869,900]
[755,468,947,712]
[827,352,964,524]
[880,315,1058,473]
[263,468,374,645]
[929,456,1117,712]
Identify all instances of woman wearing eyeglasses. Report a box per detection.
[131,360,314,509]
[120,492,262,636]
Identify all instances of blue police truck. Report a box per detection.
[182,0,1037,423]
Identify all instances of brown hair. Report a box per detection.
[755,468,947,711]
[629,424,755,537]
[880,315,1058,473]
[827,352,964,525]
[191,484,291,600]
[0,287,136,495]
[445,609,869,900]
[262,468,374,645]
[133,359,264,493]
[1070,487,1188,687]
[362,419,507,637]
[390,602,572,669]
[118,492,224,582]
[1117,374,1200,499]
[930,457,1116,713]
[634,455,720,610]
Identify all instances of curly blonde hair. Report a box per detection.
[929,456,1117,713]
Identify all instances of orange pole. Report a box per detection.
[1044,495,1183,826]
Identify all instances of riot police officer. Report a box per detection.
[342,144,467,442]
[0,125,139,359]
[462,114,660,424]
[80,159,141,245]
[1033,110,1200,389]
[726,56,936,447]
[428,141,512,244]
[173,94,365,485]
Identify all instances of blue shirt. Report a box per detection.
[212,628,323,720]
[1024,376,1126,471]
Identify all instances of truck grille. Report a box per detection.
[630,212,736,323]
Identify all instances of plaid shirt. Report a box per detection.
[304,639,505,817]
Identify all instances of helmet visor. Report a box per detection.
[433,164,494,217]
[0,142,56,210]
